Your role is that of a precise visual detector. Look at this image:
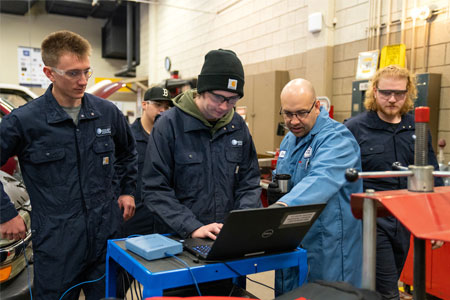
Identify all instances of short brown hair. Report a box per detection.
[41,30,91,67]
[364,65,417,115]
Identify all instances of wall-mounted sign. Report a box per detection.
[18,46,51,88]
[380,44,406,69]
[356,50,379,80]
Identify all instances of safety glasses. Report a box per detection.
[376,89,407,101]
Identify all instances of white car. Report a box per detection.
[0,171,33,298]
[0,84,36,298]
[0,83,38,108]
[0,84,38,179]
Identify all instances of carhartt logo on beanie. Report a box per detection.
[197,49,245,97]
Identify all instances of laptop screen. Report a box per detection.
[183,204,325,261]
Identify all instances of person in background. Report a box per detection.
[271,78,363,295]
[344,65,443,300]
[122,86,173,237]
[0,30,137,300]
[142,49,261,240]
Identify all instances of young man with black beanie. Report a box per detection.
[142,49,261,240]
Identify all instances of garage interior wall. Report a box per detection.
[1,0,449,161]
[143,0,450,160]
[0,1,137,114]
[0,2,125,91]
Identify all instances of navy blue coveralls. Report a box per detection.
[345,111,442,299]
[141,92,262,238]
[0,85,137,300]
[122,118,155,236]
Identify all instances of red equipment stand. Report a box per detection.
[400,237,450,299]
[350,186,450,300]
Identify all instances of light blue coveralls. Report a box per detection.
[274,108,363,295]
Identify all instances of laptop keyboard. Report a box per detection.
[193,245,211,256]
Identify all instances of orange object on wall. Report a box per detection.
[400,236,450,300]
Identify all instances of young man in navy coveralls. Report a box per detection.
[345,65,443,299]
[142,49,262,240]
[0,31,137,300]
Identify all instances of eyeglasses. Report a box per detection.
[51,67,93,80]
[280,100,316,121]
[376,89,407,101]
[207,91,241,105]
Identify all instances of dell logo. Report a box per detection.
[261,229,274,238]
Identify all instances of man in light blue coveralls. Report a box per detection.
[271,78,363,295]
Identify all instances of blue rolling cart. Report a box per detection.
[105,239,308,298]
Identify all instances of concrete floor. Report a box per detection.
[246,270,275,299]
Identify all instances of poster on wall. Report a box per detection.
[379,44,406,69]
[355,50,379,80]
[18,46,51,88]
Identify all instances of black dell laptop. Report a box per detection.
[182,204,325,261]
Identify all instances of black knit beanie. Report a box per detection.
[197,49,244,97]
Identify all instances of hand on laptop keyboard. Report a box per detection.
[191,222,223,240]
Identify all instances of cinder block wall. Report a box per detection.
[143,0,322,83]
[332,24,450,162]
[142,0,449,162]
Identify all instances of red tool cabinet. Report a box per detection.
[400,236,450,299]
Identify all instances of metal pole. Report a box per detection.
[413,237,426,300]
[412,107,428,300]
[362,190,377,290]
[126,1,133,71]
[414,116,428,167]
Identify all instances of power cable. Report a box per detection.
[164,253,202,296]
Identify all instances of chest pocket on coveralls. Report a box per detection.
[93,136,114,179]
[174,151,203,193]
[29,148,67,186]
[225,147,242,175]
[225,146,243,190]
[225,148,242,163]
[361,144,384,156]
[361,144,384,168]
